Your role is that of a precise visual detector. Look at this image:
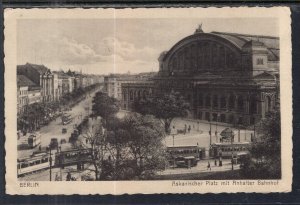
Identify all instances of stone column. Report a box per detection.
[244,95,250,114]
[226,94,229,110]
[234,94,238,111]
[217,94,221,110]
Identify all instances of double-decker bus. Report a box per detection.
[166,145,202,168]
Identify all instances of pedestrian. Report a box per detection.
[188,125,191,133]
[207,161,211,171]
[55,173,60,181]
[214,159,217,166]
[66,172,71,181]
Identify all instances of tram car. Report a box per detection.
[61,114,72,125]
[27,133,41,148]
[210,142,251,159]
[17,152,51,177]
[55,148,92,167]
[166,145,202,168]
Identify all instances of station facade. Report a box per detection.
[122,26,279,126]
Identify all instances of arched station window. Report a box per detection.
[220,96,226,109]
[237,96,244,111]
[205,94,211,107]
[213,95,218,108]
[198,93,203,106]
[228,95,235,110]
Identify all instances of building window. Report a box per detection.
[220,96,226,109]
[205,112,210,121]
[205,95,211,107]
[228,114,234,124]
[265,96,272,113]
[213,95,218,108]
[123,91,127,101]
[187,94,191,102]
[198,93,203,106]
[256,58,264,65]
[220,114,226,122]
[237,96,244,111]
[228,95,235,110]
[143,90,147,98]
[130,91,133,101]
[198,111,202,119]
[250,97,257,114]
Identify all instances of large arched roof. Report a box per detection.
[163,32,248,61]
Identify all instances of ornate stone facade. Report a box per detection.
[122,27,279,126]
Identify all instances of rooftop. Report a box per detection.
[17,63,49,75]
[17,75,37,87]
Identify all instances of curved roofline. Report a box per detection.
[211,31,279,39]
[163,32,246,61]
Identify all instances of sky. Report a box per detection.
[17,18,278,75]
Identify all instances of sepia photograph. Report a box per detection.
[4,8,292,194]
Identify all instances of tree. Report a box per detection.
[20,103,46,132]
[92,92,120,119]
[240,108,281,179]
[77,113,167,180]
[134,92,190,134]
[78,119,110,180]
[121,113,167,179]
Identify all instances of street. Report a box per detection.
[165,118,253,149]
[18,89,99,159]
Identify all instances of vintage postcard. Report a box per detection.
[4,7,292,195]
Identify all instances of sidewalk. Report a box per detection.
[158,158,240,176]
[19,164,96,181]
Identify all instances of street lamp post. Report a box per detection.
[209,117,212,146]
[253,117,256,142]
[172,134,175,169]
[48,146,52,181]
[231,130,234,170]
[215,113,220,143]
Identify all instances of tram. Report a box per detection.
[55,148,92,167]
[17,152,51,177]
[210,142,251,159]
[166,145,202,168]
[61,114,72,125]
[27,133,41,148]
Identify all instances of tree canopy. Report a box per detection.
[240,108,281,179]
[134,92,190,133]
[80,113,166,180]
[92,91,120,119]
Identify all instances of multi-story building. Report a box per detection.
[53,71,70,95]
[104,74,153,101]
[122,81,154,110]
[28,87,42,105]
[53,73,61,102]
[122,26,279,126]
[17,75,39,114]
[69,76,75,93]
[104,76,118,99]
[17,63,54,103]
[17,85,29,114]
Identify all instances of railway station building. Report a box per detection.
[122,25,279,126]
